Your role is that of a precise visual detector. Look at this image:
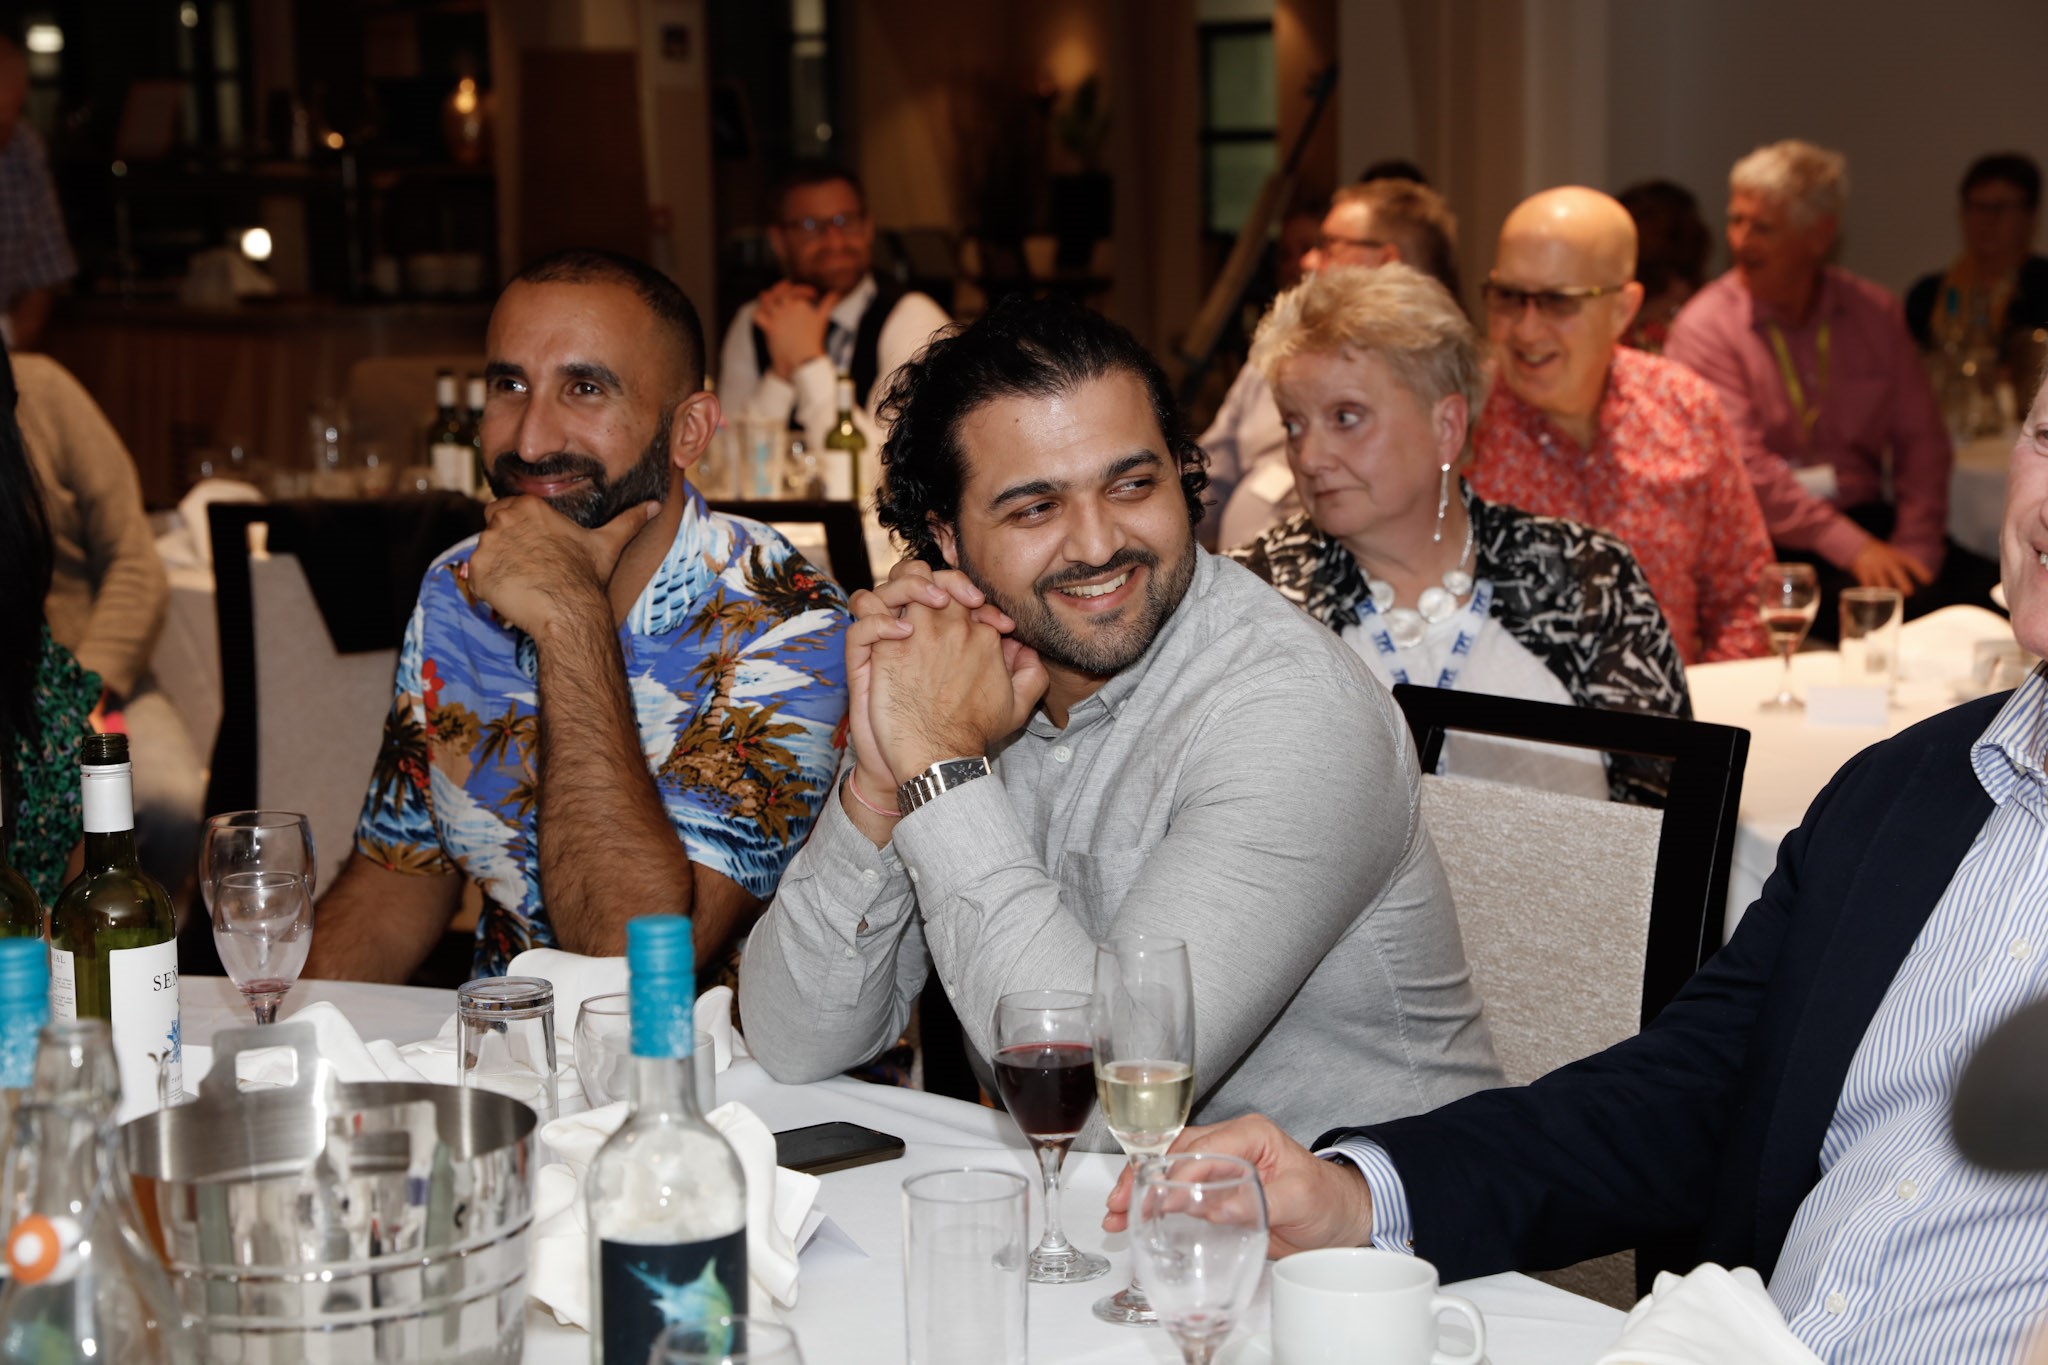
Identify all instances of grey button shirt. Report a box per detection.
[740,551,1503,1148]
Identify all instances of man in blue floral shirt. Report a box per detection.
[306,249,850,982]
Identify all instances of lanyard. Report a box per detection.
[1766,319,1830,446]
[1361,580,1494,690]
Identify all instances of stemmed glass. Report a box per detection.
[1091,935,1196,1326]
[211,871,314,1025]
[1757,563,1820,710]
[199,811,316,919]
[574,992,633,1106]
[991,990,1111,1284]
[1129,1153,1270,1365]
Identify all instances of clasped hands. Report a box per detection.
[465,495,659,639]
[844,562,1049,807]
[754,281,843,381]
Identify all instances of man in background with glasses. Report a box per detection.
[1204,177,1462,549]
[1470,186,1772,664]
[1666,140,1994,635]
[715,160,951,458]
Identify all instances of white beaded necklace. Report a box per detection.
[1363,483,1476,650]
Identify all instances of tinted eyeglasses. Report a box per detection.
[780,212,867,240]
[1480,281,1630,321]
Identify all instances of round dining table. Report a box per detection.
[181,976,1628,1365]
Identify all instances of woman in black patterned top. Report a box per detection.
[1226,263,1687,804]
[1,342,96,899]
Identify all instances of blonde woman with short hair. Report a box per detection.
[1230,264,1689,804]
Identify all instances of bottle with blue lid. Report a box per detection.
[585,916,747,1362]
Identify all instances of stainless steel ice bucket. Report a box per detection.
[122,1022,537,1364]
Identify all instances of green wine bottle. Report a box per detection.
[46,734,181,1124]
[466,372,493,501]
[0,771,42,938]
[427,369,473,495]
[823,373,865,503]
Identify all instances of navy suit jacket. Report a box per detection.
[1319,693,2007,1283]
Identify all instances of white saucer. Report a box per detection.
[1216,1338,1489,1365]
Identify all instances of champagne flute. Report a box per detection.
[199,811,316,915]
[1129,1153,1269,1365]
[1091,935,1196,1326]
[1757,563,1820,710]
[211,870,314,1025]
[992,990,1111,1284]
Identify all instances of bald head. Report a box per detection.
[1498,187,1638,284]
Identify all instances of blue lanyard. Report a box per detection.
[1360,580,1494,690]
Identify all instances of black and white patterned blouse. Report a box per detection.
[1229,484,1690,805]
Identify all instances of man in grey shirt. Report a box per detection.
[741,296,1501,1147]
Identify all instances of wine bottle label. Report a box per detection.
[107,941,181,1124]
[47,948,74,1022]
[823,451,854,501]
[599,1231,746,1363]
[430,442,475,494]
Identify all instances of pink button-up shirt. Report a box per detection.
[1665,268,1953,574]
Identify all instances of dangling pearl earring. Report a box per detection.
[1431,461,1452,543]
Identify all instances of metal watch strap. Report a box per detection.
[896,757,993,815]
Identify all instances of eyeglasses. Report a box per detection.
[780,212,867,240]
[1481,280,1631,320]
[1315,232,1388,256]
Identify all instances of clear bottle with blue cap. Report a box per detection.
[585,915,747,1363]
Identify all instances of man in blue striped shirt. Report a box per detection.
[1106,374,2048,1363]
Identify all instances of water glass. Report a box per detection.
[1839,586,1903,696]
[211,870,314,1026]
[573,992,632,1107]
[457,976,558,1122]
[902,1168,1028,1365]
[1130,1153,1270,1365]
[648,1315,805,1364]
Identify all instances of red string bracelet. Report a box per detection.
[845,768,902,818]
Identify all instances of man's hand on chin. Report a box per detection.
[867,598,1045,779]
[464,496,660,638]
[1103,1115,1376,1260]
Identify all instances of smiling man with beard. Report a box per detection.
[306,248,850,985]
[741,296,1502,1150]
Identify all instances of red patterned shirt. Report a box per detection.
[1471,347,1772,664]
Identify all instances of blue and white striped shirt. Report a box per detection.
[1334,668,2048,1362]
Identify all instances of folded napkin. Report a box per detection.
[528,1099,820,1328]
[234,1002,430,1086]
[1597,1264,1823,1365]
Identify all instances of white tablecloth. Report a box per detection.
[1687,605,2017,935]
[180,978,1626,1364]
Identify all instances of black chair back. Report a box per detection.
[1389,684,1749,1027]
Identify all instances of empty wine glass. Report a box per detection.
[211,871,314,1025]
[574,992,632,1106]
[992,989,1110,1283]
[199,811,316,916]
[1757,563,1820,710]
[1130,1153,1270,1365]
[1091,935,1196,1326]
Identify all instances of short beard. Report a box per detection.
[954,532,1199,679]
[487,410,673,528]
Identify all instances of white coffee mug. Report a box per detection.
[1271,1248,1485,1365]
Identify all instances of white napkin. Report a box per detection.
[528,1099,820,1328]
[233,1001,430,1087]
[1597,1264,1824,1365]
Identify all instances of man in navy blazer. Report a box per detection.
[1107,374,2048,1363]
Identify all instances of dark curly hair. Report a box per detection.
[874,295,1209,567]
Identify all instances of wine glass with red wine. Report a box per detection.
[992,989,1111,1284]
[1758,562,1821,710]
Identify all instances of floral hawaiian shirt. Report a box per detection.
[354,489,851,978]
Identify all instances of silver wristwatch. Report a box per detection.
[896,757,993,815]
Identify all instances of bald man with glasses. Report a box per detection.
[1470,187,1772,664]
[716,160,951,463]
